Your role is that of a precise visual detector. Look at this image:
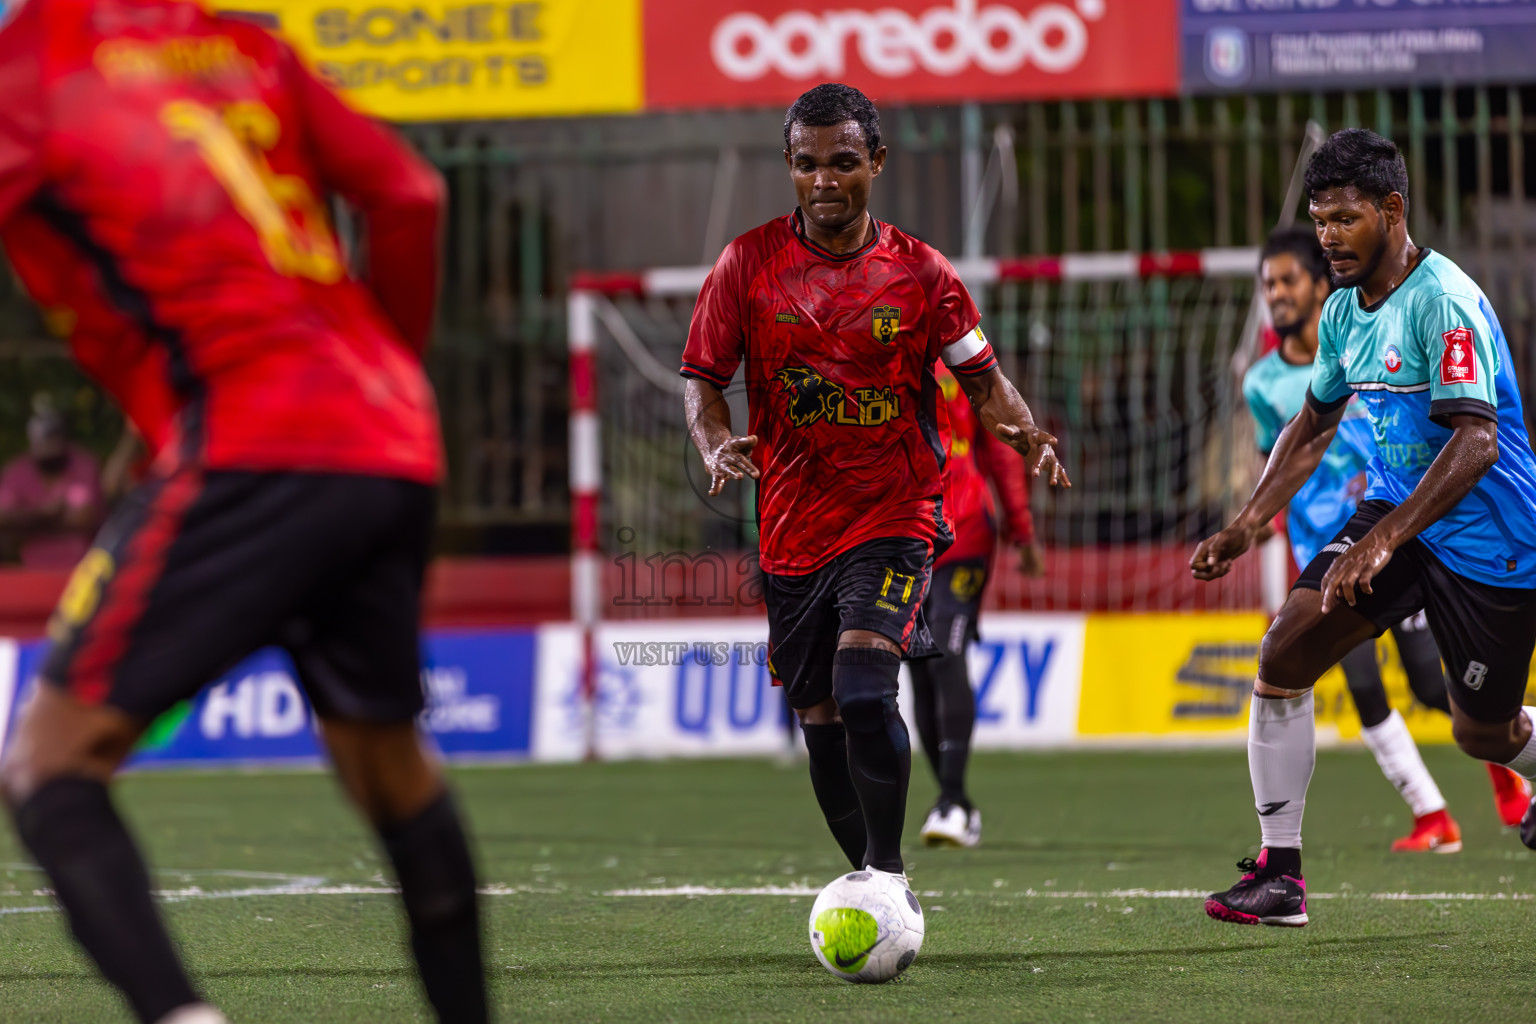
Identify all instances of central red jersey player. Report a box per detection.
[682,84,1068,887]
[0,2,485,1021]
[912,362,1040,850]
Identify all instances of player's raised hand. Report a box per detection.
[1319,530,1393,613]
[997,423,1071,489]
[1190,524,1255,581]
[706,434,760,496]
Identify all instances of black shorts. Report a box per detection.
[44,469,434,722]
[924,559,988,656]
[764,537,937,710]
[1295,499,1536,723]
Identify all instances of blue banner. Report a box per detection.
[1182,0,1536,93]
[7,629,536,768]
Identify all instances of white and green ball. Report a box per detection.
[808,870,924,983]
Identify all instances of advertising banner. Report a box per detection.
[1077,613,1270,742]
[220,0,642,120]
[935,612,1085,749]
[2,629,536,767]
[1182,0,1536,94]
[1073,613,1464,745]
[644,0,1180,111]
[534,614,1085,761]
[534,620,793,761]
[0,613,1511,768]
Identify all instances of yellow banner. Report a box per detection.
[220,0,641,120]
[1075,613,1505,744]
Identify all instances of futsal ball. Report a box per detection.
[808,869,924,983]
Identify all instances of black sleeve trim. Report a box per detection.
[680,362,732,388]
[949,355,999,377]
[1429,397,1497,428]
[1304,386,1350,416]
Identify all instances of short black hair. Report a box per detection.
[783,83,881,155]
[1303,128,1409,210]
[1260,226,1330,284]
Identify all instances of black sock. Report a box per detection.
[907,661,943,789]
[1393,621,1452,715]
[379,791,488,1024]
[1261,846,1302,878]
[1340,641,1390,728]
[914,650,974,809]
[834,648,909,874]
[801,723,868,869]
[12,778,198,1024]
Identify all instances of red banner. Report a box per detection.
[643,0,1178,110]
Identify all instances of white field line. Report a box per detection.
[0,872,1532,916]
[600,885,1536,902]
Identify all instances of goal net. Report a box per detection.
[568,249,1268,625]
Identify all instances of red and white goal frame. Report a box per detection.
[566,246,1264,751]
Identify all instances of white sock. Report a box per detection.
[1360,710,1446,817]
[1249,692,1315,849]
[1502,707,1536,780]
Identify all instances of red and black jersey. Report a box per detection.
[934,362,1033,566]
[0,0,443,483]
[681,211,997,575]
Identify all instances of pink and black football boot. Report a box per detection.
[1204,849,1307,927]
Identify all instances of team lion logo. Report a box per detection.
[774,366,846,427]
[774,365,902,428]
[872,305,901,345]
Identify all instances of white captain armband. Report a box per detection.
[941,326,999,376]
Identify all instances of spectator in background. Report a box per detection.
[0,406,102,567]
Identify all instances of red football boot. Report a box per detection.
[1391,808,1462,853]
[1488,764,1532,828]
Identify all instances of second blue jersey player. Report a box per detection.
[1244,228,1530,853]
[1193,129,1536,927]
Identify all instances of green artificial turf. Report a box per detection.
[2,748,1535,1022]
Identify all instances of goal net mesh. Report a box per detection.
[587,274,1264,616]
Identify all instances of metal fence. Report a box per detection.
[4,86,1536,566]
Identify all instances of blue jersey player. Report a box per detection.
[1244,228,1530,856]
[1193,129,1536,927]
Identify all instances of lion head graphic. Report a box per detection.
[774,365,845,427]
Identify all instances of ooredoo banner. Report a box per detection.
[644,0,1180,110]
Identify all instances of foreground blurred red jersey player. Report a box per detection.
[912,362,1040,849]
[682,83,1068,888]
[0,2,486,1021]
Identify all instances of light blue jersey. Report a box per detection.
[1310,249,1536,588]
[1244,350,1376,567]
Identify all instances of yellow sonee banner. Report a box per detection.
[1074,613,1535,745]
[219,0,641,120]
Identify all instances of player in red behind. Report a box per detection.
[0,2,486,1022]
[914,362,1040,848]
[682,84,1068,887]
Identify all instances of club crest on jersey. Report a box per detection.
[774,366,901,428]
[1384,346,1402,373]
[1440,327,1477,386]
[872,305,902,345]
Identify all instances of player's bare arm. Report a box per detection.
[1319,414,1499,611]
[954,365,1070,488]
[1191,398,1345,580]
[683,376,759,496]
